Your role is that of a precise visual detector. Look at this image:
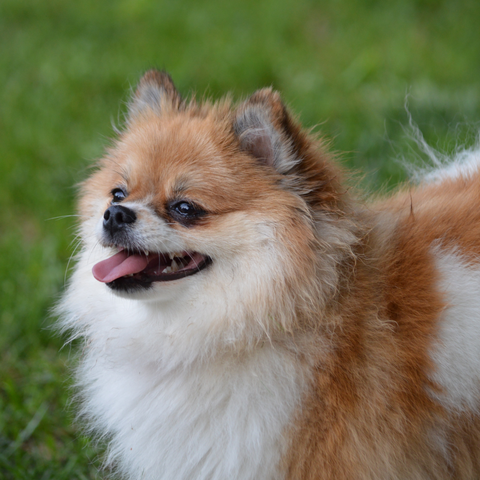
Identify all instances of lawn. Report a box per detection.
[1,0,479,477]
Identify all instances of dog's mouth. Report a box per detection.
[92,249,212,290]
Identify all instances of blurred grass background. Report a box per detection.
[1,0,479,477]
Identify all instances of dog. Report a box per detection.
[59,70,480,479]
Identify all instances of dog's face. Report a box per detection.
[77,71,349,338]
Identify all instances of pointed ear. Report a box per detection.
[233,89,301,174]
[128,70,182,121]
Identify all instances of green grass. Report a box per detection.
[1,0,479,477]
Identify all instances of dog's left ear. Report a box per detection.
[233,89,303,174]
[234,89,344,211]
[128,70,182,122]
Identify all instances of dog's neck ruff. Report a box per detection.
[60,253,308,480]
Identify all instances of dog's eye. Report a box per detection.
[173,201,201,217]
[111,188,127,204]
[168,201,206,225]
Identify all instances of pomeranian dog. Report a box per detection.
[59,70,480,479]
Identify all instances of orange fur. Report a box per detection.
[284,173,480,479]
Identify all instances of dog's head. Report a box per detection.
[77,71,355,341]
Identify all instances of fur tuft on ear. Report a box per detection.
[128,70,182,122]
[233,89,300,174]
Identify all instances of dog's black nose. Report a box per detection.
[103,205,136,234]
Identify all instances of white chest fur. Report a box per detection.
[62,263,306,480]
[81,333,303,480]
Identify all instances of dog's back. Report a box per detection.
[286,152,480,478]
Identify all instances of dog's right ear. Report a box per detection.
[127,70,182,122]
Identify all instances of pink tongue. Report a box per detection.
[92,250,149,283]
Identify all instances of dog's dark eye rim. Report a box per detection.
[111,188,127,203]
[169,200,207,219]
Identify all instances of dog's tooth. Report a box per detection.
[168,252,174,260]
[171,259,179,272]
[162,266,172,274]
